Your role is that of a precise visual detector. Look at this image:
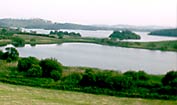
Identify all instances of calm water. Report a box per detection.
[1,43,176,74]
[21,28,177,42]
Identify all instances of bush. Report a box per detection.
[162,71,177,87]
[124,71,149,81]
[26,64,42,77]
[40,58,63,78]
[80,69,96,86]
[18,56,39,72]
[50,70,62,81]
[62,72,83,85]
[106,75,133,90]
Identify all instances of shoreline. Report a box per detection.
[0,34,177,52]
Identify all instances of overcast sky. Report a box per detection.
[0,0,176,27]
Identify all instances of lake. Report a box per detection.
[1,43,176,74]
[21,28,177,42]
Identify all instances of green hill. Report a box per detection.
[0,82,176,105]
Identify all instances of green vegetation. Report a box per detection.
[50,30,81,38]
[149,28,177,37]
[0,28,177,52]
[0,47,19,62]
[39,58,63,80]
[11,36,25,47]
[0,28,20,36]
[0,49,177,100]
[18,57,63,81]
[109,30,141,40]
[1,83,177,105]
[17,56,40,72]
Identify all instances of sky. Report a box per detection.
[0,0,176,27]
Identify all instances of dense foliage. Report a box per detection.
[26,64,42,77]
[0,47,19,62]
[109,30,141,40]
[11,37,25,47]
[0,28,20,36]
[0,47,177,100]
[39,58,63,80]
[162,71,177,87]
[149,29,177,37]
[17,57,63,80]
[0,54,177,100]
[50,31,81,38]
[18,56,40,72]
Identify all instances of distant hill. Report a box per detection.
[0,18,108,30]
[0,18,171,31]
[149,28,177,37]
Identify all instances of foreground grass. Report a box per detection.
[0,82,177,105]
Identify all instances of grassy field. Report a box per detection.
[0,82,177,105]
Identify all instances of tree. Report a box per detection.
[162,71,177,87]
[40,58,62,79]
[109,30,141,40]
[124,71,149,81]
[0,50,3,59]
[2,47,19,62]
[12,37,25,47]
[50,70,62,81]
[18,56,39,72]
[26,64,42,77]
[80,69,96,86]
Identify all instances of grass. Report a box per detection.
[0,82,177,105]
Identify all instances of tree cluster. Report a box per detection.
[18,57,63,80]
[50,31,81,38]
[149,28,177,37]
[109,30,141,40]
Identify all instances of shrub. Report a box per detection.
[162,71,177,87]
[26,64,42,77]
[18,56,39,72]
[50,70,62,81]
[124,71,149,81]
[137,71,149,81]
[106,75,133,90]
[62,72,83,85]
[40,58,62,78]
[80,69,96,86]
[95,71,113,88]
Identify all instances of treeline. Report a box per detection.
[149,28,177,37]
[50,31,81,38]
[0,48,177,100]
[0,28,20,37]
[109,30,141,40]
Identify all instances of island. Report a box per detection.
[109,30,141,40]
[50,30,81,38]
